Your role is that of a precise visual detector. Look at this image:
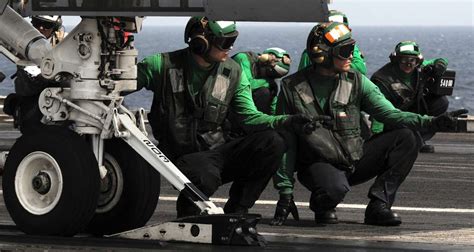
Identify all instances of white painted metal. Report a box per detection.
[115,113,224,215]
[0,5,51,65]
[108,222,213,244]
[15,151,63,215]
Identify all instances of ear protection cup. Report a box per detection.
[184,17,211,55]
[417,54,424,65]
[257,53,271,62]
[306,24,332,67]
[389,51,397,63]
[189,34,209,55]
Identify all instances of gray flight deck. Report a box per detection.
[0,125,472,251]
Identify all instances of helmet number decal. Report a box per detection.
[399,44,416,53]
[328,14,345,23]
[325,24,350,44]
[215,21,235,30]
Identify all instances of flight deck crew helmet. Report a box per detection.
[257,47,292,78]
[306,22,355,68]
[328,10,349,27]
[389,41,424,66]
[184,16,239,55]
[31,15,62,31]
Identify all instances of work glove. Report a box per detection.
[270,194,299,226]
[282,114,315,135]
[433,58,448,77]
[314,115,334,129]
[431,109,468,132]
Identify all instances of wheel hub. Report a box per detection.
[32,172,51,195]
[15,151,63,215]
[96,153,123,213]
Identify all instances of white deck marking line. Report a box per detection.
[158,196,474,214]
[0,190,471,214]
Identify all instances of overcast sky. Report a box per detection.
[62,0,473,27]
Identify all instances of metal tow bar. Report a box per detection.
[107,111,266,246]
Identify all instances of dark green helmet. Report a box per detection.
[184,16,239,55]
[390,41,424,64]
[394,41,422,57]
[306,22,355,67]
[259,47,291,77]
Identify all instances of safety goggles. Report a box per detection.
[332,40,355,60]
[211,33,238,51]
[399,57,420,66]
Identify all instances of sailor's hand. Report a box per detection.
[270,195,299,226]
[433,58,448,77]
[431,109,468,131]
[313,115,334,128]
[283,114,314,135]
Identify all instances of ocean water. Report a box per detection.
[1,24,473,111]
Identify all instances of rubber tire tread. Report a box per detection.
[3,125,100,236]
[87,138,161,235]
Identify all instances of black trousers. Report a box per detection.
[297,128,418,212]
[175,130,287,217]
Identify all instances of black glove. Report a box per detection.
[431,109,468,132]
[282,114,314,135]
[313,115,334,129]
[433,58,448,77]
[0,71,5,83]
[270,194,299,226]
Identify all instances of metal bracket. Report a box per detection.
[112,109,130,138]
[135,108,148,137]
[108,214,266,246]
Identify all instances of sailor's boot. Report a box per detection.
[314,208,338,224]
[364,199,401,226]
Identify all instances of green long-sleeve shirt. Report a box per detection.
[136,49,288,132]
[232,52,278,114]
[298,44,367,75]
[274,72,432,195]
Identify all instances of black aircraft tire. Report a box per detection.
[87,138,161,235]
[2,126,100,236]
